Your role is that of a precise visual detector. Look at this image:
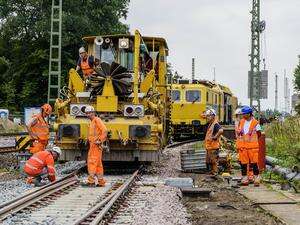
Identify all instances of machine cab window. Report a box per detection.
[171,90,181,102]
[186,90,201,102]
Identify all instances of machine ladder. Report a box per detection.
[47,0,62,103]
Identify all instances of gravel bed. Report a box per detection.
[109,175,190,225]
[0,160,87,207]
[0,152,19,170]
[0,179,31,205]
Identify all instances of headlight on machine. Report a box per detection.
[134,106,143,116]
[124,105,144,117]
[71,105,80,115]
[70,104,91,116]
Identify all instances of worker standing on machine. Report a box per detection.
[85,106,107,187]
[76,47,95,78]
[237,106,262,186]
[27,104,52,154]
[203,109,224,176]
[24,147,61,186]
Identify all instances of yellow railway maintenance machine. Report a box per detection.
[170,80,237,139]
[54,30,170,162]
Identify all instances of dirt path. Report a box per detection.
[151,144,283,225]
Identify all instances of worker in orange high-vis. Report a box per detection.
[24,147,61,186]
[237,106,262,186]
[85,106,107,187]
[203,109,224,176]
[76,47,95,78]
[27,104,52,154]
[235,107,254,182]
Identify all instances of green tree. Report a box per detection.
[0,0,129,111]
[293,59,300,114]
[294,62,300,91]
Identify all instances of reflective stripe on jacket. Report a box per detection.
[80,56,94,76]
[238,118,259,149]
[235,119,243,149]
[88,117,107,144]
[29,114,49,141]
[204,119,220,150]
[24,151,56,181]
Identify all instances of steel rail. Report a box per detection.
[0,164,86,221]
[74,168,140,225]
[166,139,199,149]
[0,132,29,137]
[0,176,78,221]
[0,147,18,153]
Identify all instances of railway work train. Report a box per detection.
[170,80,238,139]
[54,30,170,162]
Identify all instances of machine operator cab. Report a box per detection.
[67,31,169,114]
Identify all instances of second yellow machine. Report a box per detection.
[170,80,238,139]
[54,30,170,162]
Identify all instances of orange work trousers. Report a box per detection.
[206,149,219,174]
[239,148,259,164]
[87,143,103,176]
[29,140,47,154]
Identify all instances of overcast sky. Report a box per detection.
[125,0,300,111]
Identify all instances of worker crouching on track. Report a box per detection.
[85,106,108,187]
[203,109,224,176]
[27,104,52,154]
[237,106,262,186]
[24,147,61,187]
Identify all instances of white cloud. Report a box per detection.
[126,0,300,110]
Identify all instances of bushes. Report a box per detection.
[265,117,300,168]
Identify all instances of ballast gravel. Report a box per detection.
[0,179,31,205]
[0,160,86,207]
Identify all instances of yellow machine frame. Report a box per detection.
[54,30,169,162]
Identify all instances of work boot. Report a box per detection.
[33,178,46,187]
[248,175,254,184]
[97,178,106,187]
[254,175,261,187]
[26,177,34,184]
[82,175,96,187]
[241,176,249,186]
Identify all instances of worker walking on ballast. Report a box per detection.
[203,109,223,176]
[27,104,52,154]
[237,106,262,186]
[24,147,61,186]
[85,106,107,187]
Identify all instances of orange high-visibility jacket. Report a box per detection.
[88,117,107,144]
[24,151,56,181]
[28,114,49,141]
[81,56,94,77]
[205,119,220,150]
[238,118,259,149]
[235,119,243,149]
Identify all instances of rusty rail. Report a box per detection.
[74,168,141,225]
[0,164,85,221]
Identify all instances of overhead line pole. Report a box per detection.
[249,0,264,114]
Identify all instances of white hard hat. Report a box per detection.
[205,108,216,116]
[235,108,242,115]
[51,146,62,156]
[79,47,86,54]
[85,105,95,113]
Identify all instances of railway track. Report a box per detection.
[0,167,142,225]
[166,138,200,149]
